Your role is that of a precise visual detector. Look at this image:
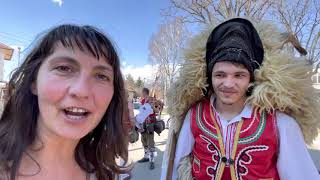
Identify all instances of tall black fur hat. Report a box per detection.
[206,18,264,94]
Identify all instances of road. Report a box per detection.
[128,128,168,180]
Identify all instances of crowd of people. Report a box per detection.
[0,17,319,180]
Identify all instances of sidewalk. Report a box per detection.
[128,129,168,180]
[308,134,320,170]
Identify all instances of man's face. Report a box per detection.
[211,61,250,106]
[142,91,148,98]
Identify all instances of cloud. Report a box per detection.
[52,0,63,7]
[121,64,158,81]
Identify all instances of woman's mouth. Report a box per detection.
[63,107,90,121]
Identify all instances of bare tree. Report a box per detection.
[124,74,145,97]
[163,0,320,71]
[162,0,276,26]
[274,0,320,72]
[125,74,135,89]
[148,18,189,102]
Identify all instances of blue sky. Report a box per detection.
[0,0,170,80]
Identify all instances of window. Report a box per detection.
[312,73,320,84]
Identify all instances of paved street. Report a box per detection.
[308,135,320,170]
[128,129,168,180]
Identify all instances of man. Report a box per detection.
[136,88,157,170]
[161,18,320,179]
[140,87,149,105]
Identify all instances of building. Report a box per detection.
[312,69,320,95]
[0,42,14,81]
[0,42,14,112]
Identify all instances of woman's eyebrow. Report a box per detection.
[48,56,79,66]
[94,65,113,73]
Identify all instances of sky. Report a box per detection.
[0,0,170,81]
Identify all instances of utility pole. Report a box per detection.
[17,47,21,66]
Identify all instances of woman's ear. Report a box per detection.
[31,82,38,95]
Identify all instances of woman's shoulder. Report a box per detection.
[88,172,97,180]
[0,168,9,180]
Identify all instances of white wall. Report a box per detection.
[0,53,4,81]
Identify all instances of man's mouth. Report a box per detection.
[63,107,90,120]
[221,90,237,94]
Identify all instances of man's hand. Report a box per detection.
[137,128,145,133]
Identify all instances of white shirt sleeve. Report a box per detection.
[276,112,320,180]
[171,110,195,180]
[135,103,153,124]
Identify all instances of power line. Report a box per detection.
[20,42,35,54]
[0,31,32,42]
[0,33,29,44]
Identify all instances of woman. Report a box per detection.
[0,24,130,180]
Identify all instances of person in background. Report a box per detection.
[136,89,157,170]
[140,88,149,105]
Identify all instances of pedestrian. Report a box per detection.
[136,89,157,170]
[140,88,149,105]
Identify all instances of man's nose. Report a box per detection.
[223,77,235,88]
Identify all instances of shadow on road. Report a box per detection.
[155,140,167,146]
[130,147,165,180]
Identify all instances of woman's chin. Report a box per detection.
[53,128,91,141]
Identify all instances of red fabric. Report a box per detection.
[140,98,146,105]
[145,116,157,124]
[190,100,279,180]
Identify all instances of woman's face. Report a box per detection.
[32,43,114,140]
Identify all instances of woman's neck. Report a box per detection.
[30,135,78,164]
[18,130,84,179]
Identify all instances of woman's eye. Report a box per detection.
[96,74,111,81]
[55,65,73,73]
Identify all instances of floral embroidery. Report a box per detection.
[235,145,269,180]
[201,135,221,179]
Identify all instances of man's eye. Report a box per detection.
[236,74,246,78]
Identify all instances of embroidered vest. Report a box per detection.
[191,100,279,180]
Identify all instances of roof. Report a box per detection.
[127,85,135,92]
[0,42,14,60]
